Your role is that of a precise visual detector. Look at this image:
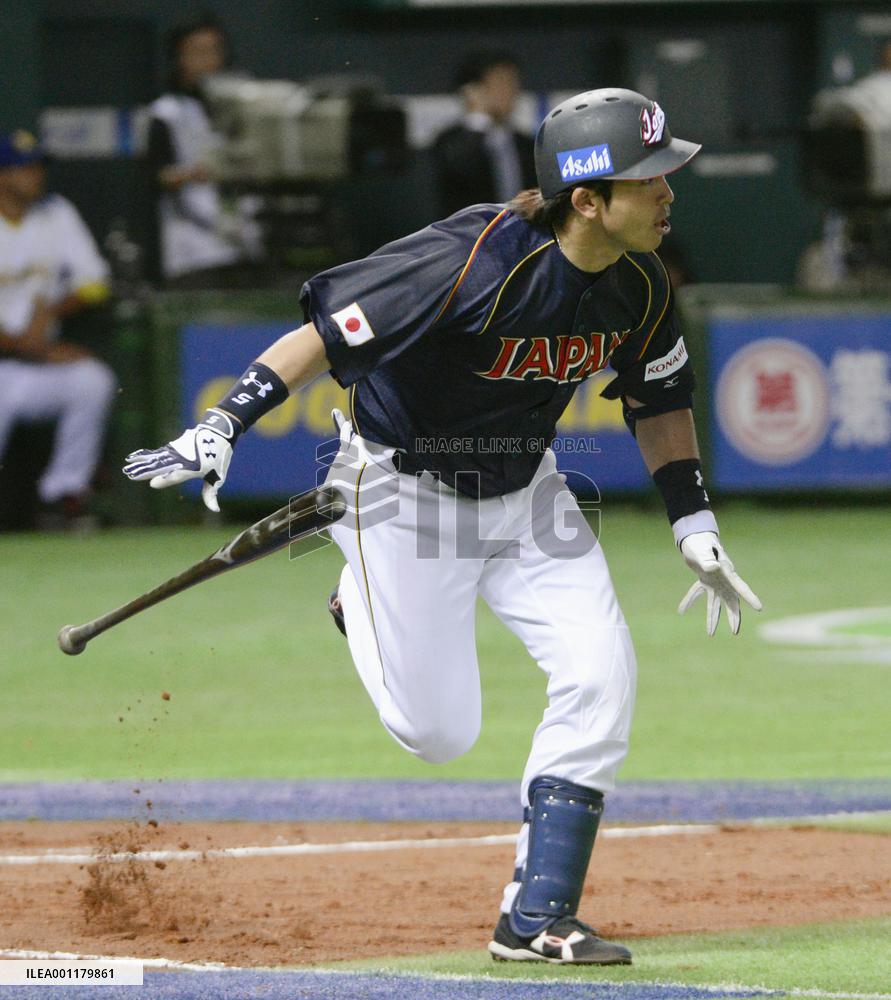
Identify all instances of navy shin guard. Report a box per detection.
[509,775,604,938]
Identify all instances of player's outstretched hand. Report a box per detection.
[678,531,762,636]
[123,410,237,513]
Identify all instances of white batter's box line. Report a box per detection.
[1,953,886,1000]
[0,949,235,973]
[0,823,718,867]
[751,810,891,826]
[782,992,891,1000]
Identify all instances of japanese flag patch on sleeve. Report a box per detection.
[331,302,375,347]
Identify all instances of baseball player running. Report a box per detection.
[125,89,761,965]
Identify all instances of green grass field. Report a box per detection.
[337,918,891,996]
[1,503,889,781]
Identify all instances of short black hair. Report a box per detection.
[453,50,520,90]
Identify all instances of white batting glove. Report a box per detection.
[678,531,762,636]
[123,408,236,513]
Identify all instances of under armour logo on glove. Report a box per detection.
[243,371,274,397]
[201,436,217,459]
[694,470,709,502]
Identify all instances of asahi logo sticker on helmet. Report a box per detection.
[640,103,666,146]
[556,144,614,181]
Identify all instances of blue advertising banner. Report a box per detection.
[709,312,891,489]
[179,323,649,499]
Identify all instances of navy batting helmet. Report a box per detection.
[534,88,701,199]
[0,130,44,170]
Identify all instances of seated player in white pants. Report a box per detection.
[0,130,115,523]
[125,89,761,965]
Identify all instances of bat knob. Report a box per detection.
[58,625,87,656]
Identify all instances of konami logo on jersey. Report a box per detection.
[556,144,614,181]
[644,337,688,381]
[478,330,630,382]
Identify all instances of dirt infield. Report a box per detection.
[0,821,889,966]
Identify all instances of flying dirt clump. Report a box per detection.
[80,826,156,932]
[79,822,216,942]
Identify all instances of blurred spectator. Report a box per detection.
[431,50,536,217]
[147,10,259,285]
[0,129,115,529]
[798,37,891,292]
[877,37,891,74]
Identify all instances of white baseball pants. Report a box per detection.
[327,424,637,906]
[0,358,117,503]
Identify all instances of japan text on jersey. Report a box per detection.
[301,204,691,496]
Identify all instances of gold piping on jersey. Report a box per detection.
[634,252,671,361]
[350,383,359,436]
[478,240,555,335]
[355,461,387,692]
[621,253,653,335]
[431,209,508,327]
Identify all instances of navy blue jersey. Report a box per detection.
[301,204,692,497]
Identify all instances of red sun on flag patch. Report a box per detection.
[332,302,375,346]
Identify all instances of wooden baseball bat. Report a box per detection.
[58,485,347,656]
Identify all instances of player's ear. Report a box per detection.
[570,185,603,222]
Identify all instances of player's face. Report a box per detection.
[598,176,674,253]
[478,64,521,123]
[0,162,45,205]
[178,28,227,88]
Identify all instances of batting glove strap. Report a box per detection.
[678,531,763,636]
[214,361,288,433]
[199,407,241,443]
[672,510,718,548]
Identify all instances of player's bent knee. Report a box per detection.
[416,727,480,764]
[384,717,481,764]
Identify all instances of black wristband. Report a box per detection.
[652,458,711,524]
[214,362,289,435]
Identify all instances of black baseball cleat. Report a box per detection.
[488,914,632,965]
[328,586,346,637]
